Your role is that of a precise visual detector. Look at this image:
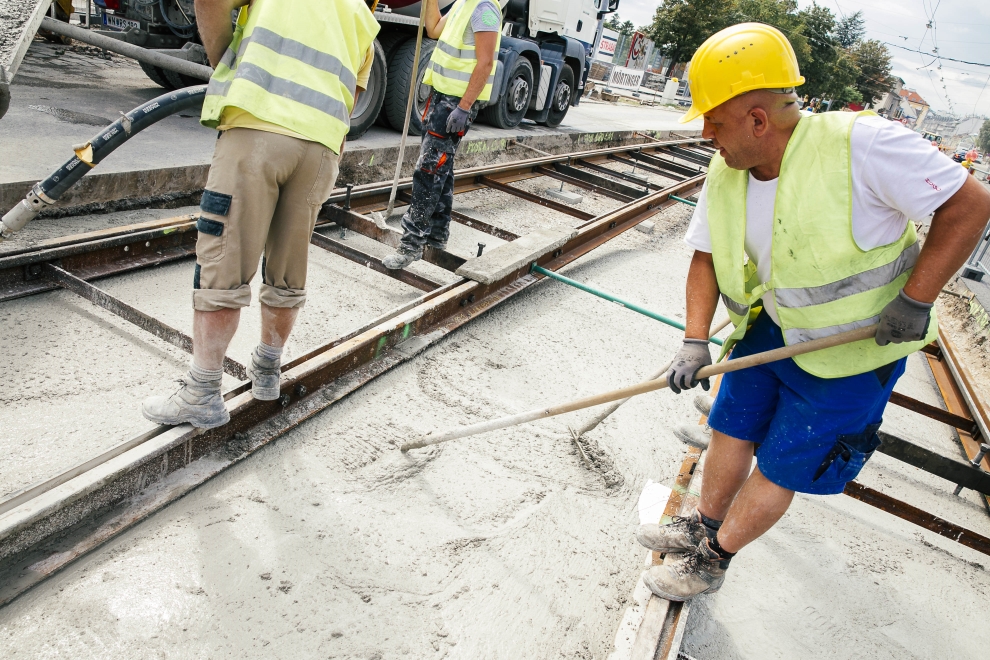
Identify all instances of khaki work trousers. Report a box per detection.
[193,128,339,312]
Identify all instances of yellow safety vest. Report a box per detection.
[707,111,938,378]
[423,0,501,102]
[200,0,379,153]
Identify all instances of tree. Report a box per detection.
[797,2,842,99]
[835,10,865,48]
[620,20,636,36]
[851,39,893,107]
[978,120,990,154]
[646,0,737,76]
[605,14,622,31]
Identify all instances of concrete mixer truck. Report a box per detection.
[82,0,620,137]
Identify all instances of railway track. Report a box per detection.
[1,134,988,660]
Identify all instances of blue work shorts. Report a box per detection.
[706,311,906,495]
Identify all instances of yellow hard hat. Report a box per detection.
[679,23,805,124]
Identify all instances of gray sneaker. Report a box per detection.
[636,508,712,553]
[246,347,281,401]
[383,247,423,270]
[673,424,712,450]
[642,537,728,602]
[693,394,714,417]
[142,372,228,429]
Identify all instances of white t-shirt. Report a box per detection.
[684,114,968,324]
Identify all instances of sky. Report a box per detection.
[611,0,990,117]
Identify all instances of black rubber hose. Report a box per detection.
[40,85,207,201]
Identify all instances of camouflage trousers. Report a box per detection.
[399,90,480,251]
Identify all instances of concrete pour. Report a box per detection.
[1,99,988,659]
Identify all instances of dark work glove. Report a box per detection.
[446,106,471,136]
[666,339,713,394]
[876,289,933,346]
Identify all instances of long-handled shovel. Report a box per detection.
[402,324,879,452]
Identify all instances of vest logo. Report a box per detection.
[480,9,500,27]
[925,177,941,191]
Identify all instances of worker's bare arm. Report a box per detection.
[195,0,249,68]
[425,0,447,39]
[685,250,721,340]
[458,30,498,110]
[904,176,990,303]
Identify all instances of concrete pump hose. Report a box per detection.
[0,85,208,240]
[39,17,213,81]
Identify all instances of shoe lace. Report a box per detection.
[671,550,701,577]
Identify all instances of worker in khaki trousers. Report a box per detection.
[143,0,379,429]
[636,23,990,601]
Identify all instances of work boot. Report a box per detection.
[142,368,228,429]
[383,247,423,270]
[246,346,281,401]
[641,537,729,602]
[673,424,712,450]
[693,394,714,417]
[636,508,714,553]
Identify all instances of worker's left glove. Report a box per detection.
[876,289,933,346]
[446,106,471,136]
[666,339,713,394]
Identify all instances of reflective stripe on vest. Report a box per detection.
[422,0,501,102]
[200,0,379,153]
[705,111,938,378]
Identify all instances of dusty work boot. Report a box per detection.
[641,537,730,602]
[693,394,714,417]
[142,366,228,429]
[383,247,423,270]
[636,508,716,553]
[246,344,282,401]
[673,424,712,450]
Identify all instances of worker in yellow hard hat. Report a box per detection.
[633,22,990,602]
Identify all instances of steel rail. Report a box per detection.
[550,162,648,198]
[0,139,708,304]
[0,171,709,607]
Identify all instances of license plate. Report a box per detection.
[103,13,141,31]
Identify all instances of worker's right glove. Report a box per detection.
[666,339,713,394]
[876,288,933,346]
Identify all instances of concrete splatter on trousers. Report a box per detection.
[399,90,480,251]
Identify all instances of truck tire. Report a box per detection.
[384,38,436,136]
[139,62,177,90]
[163,69,205,90]
[374,32,411,128]
[348,40,387,140]
[543,65,574,128]
[481,57,533,129]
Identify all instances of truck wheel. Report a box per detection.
[374,32,410,128]
[163,69,205,90]
[348,40,387,140]
[139,62,176,90]
[481,57,533,129]
[384,38,435,136]
[543,65,574,128]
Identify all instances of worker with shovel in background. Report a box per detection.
[382,0,502,270]
[142,0,380,429]
[640,23,990,601]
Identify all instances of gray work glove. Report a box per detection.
[666,339,713,394]
[876,289,933,346]
[446,105,471,136]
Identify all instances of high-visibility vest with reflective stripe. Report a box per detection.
[707,111,938,378]
[423,0,501,102]
[200,0,379,153]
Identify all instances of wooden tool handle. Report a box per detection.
[401,324,877,452]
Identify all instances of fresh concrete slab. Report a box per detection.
[455,227,577,285]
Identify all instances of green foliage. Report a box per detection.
[620,20,636,36]
[978,120,990,154]
[832,85,863,108]
[605,14,622,31]
[835,10,866,49]
[851,39,893,107]
[646,0,737,73]
[645,0,893,108]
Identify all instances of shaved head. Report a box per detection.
[701,89,803,180]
